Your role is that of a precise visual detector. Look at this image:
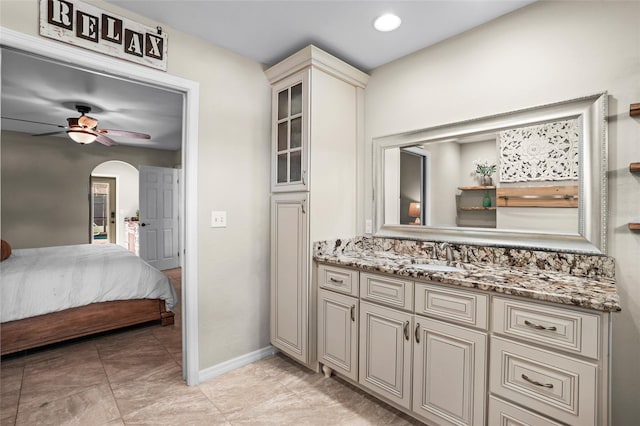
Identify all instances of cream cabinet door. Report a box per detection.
[271,70,310,192]
[413,317,487,426]
[270,193,308,363]
[318,289,358,381]
[359,301,412,409]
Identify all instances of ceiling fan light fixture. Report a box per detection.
[374,13,401,32]
[67,127,97,144]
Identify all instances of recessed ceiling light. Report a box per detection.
[374,13,401,32]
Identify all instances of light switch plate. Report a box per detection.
[211,211,227,228]
[365,219,373,234]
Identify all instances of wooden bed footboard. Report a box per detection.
[1,299,174,355]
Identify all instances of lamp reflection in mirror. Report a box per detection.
[408,202,421,224]
[67,127,97,144]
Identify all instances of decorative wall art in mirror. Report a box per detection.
[373,93,608,254]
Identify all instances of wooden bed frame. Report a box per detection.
[1,299,174,355]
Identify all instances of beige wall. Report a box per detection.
[1,131,175,248]
[364,1,640,422]
[0,0,272,370]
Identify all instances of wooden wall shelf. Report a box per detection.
[496,185,578,208]
[631,103,640,117]
[459,207,497,211]
[458,186,495,191]
[629,222,640,231]
[630,162,640,174]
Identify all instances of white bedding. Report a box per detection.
[0,244,178,323]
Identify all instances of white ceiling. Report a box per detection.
[1,1,534,150]
[108,0,535,71]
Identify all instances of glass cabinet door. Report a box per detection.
[273,71,308,192]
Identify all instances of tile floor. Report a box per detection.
[1,269,422,425]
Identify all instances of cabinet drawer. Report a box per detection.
[493,297,600,360]
[318,264,359,297]
[490,336,597,426]
[360,272,413,311]
[488,396,563,426]
[415,283,488,330]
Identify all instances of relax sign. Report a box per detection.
[39,0,168,71]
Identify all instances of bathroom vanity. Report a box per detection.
[264,49,618,424]
[314,237,619,426]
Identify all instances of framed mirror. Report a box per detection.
[373,93,608,254]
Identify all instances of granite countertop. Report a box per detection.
[314,248,621,313]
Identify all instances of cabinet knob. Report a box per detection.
[140,223,148,227]
[350,305,355,322]
[403,321,409,341]
[415,323,421,343]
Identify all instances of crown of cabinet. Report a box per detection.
[265,45,369,88]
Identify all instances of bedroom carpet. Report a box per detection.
[0,268,419,426]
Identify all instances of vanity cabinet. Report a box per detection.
[359,300,413,410]
[489,297,609,426]
[413,317,487,426]
[268,46,368,369]
[316,262,611,426]
[320,267,487,424]
[318,288,358,381]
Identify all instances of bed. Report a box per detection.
[0,244,178,355]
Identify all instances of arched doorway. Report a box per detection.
[91,161,139,253]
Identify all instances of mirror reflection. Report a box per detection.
[374,93,607,253]
[386,118,580,235]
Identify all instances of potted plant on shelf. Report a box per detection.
[473,159,497,186]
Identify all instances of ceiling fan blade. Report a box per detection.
[1,116,66,128]
[78,114,98,129]
[33,130,68,137]
[98,128,151,139]
[95,134,117,146]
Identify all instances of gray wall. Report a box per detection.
[1,131,177,248]
[363,1,640,422]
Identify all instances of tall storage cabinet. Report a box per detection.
[270,193,308,364]
[266,46,369,369]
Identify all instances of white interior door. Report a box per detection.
[139,165,179,270]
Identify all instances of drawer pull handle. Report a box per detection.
[415,323,420,343]
[403,321,409,341]
[329,277,344,284]
[350,305,355,322]
[521,374,554,389]
[524,320,557,331]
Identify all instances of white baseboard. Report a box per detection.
[198,345,278,384]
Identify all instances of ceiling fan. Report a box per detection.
[3,104,151,146]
